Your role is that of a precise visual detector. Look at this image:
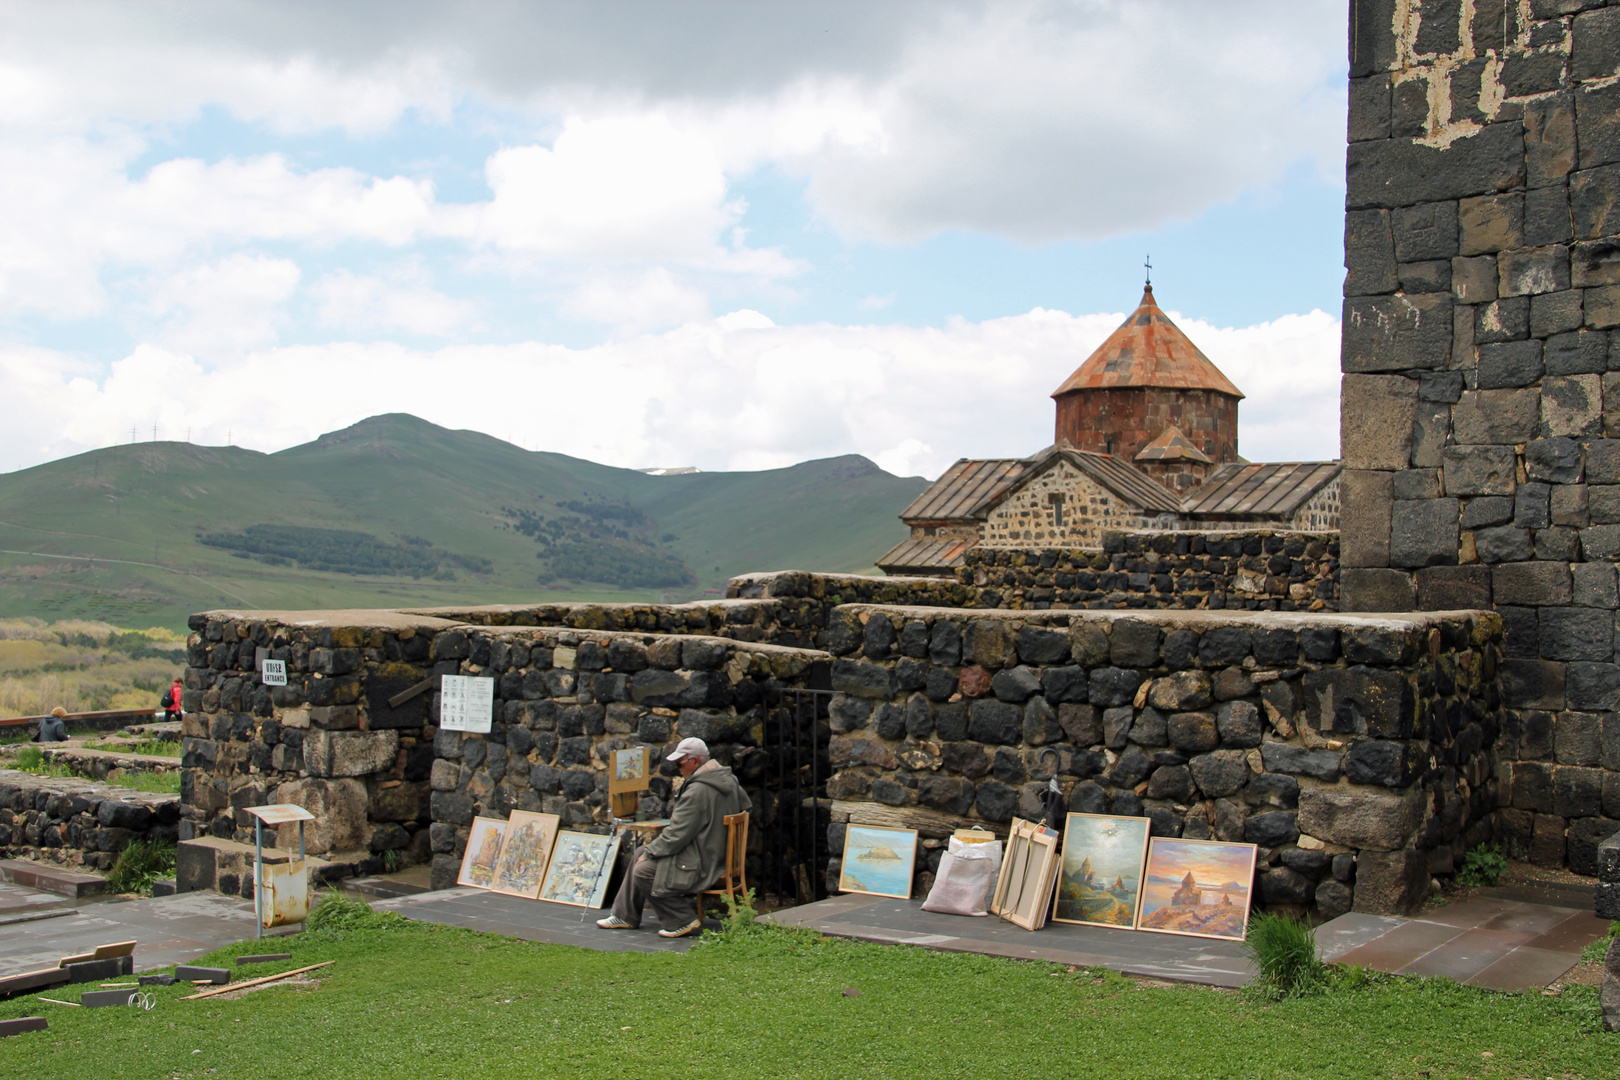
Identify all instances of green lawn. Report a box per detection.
[3,905,1614,1080]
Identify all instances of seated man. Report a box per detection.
[598,737,750,938]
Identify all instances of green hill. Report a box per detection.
[0,414,925,630]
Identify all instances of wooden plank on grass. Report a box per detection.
[182,961,334,1000]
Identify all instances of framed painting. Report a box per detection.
[1052,813,1150,928]
[538,831,623,908]
[609,746,651,795]
[488,811,561,899]
[1135,837,1259,942]
[456,817,508,889]
[991,818,1061,931]
[838,825,919,899]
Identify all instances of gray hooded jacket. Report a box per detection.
[642,762,751,897]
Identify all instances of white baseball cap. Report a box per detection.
[666,737,710,762]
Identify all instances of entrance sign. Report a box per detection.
[440,674,494,733]
[261,659,288,687]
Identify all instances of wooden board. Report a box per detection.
[92,940,137,960]
[831,800,1009,840]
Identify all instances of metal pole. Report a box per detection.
[254,819,263,940]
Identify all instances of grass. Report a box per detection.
[0,902,1615,1080]
[104,838,175,894]
[102,769,182,794]
[1581,921,1619,964]
[1242,911,1327,997]
[84,738,182,757]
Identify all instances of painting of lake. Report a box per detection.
[1052,813,1149,928]
[838,825,918,899]
[1135,838,1258,941]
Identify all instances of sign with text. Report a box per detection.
[439,675,494,733]
[261,659,288,687]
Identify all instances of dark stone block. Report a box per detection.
[1300,627,1339,662]
[1500,658,1566,709]
[1389,498,1459,567]
[1475,296,1529,342]
[1347,123,1525,209]
[1394,201,1460,261]
[1301,666,1416,738]
[1555,766,1605,818]
[1040,666,1087,704]
[1167,712,1218,754]
[967,700,1022,745]
[861,614,894,661]
[928,621,961,666]
[1088,668,1140,709]
[918,776,975,815]
[831,660,894,700]
[1527,438,1584,484]
[1246,811,1300,848]
[1016,626,1070,665]
[1109,746,1153,789]
[1416,565,1492,609]
[1260,743,1343,782]
[990,666,1042,704]
[1198,627,1251,667]
[974,780,1018,823]
[1567,662,1620,711]
[1542,607,1615,662]
[1479,340,1543,388]
[1215,700,1261,748]
[1127,706,1166,748]
[1344,740,1421,788]
[1513,762,1555,812]
[1575,82,1620,171]
[1346,208,1397,295]
[1340,568,1416,613]
[1568,817,1620,877]
[1110,621,1160,667]
[1188,750,1249,798]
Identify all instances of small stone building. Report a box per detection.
[878,285,1342,575]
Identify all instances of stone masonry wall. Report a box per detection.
[960,530,1340,612]
[819,605,1502,918]
[178,608,831,894]
[1341,0,1620,872]
[0,768,180,873]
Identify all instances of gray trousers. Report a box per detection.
[609,851,698,929]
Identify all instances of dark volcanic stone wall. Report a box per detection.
[819,605,1501,918]
[1341,0,1620,871]
[960,530,1340,612]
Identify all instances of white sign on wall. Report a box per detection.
[261,659,288,687]
[439,675,494,733]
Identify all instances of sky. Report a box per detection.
[0,1,1348,480]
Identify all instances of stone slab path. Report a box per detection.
[369,887,703,953]
[0,887,283,977]
[764,893,1256,987]
[1315,888,1609,991]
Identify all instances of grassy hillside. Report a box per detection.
[0,414,924,630]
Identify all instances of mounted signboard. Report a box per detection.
[440,674,494,733]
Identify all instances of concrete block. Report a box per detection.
[80,989,144,1008]
[138,974,176,986]
[175,966,230,985]
[62,958,124,984]
[1342,375,1419,468]
[0,1017,47,1036]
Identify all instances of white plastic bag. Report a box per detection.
[921,837,1003,916]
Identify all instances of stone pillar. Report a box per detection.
[1341,0,1620,870]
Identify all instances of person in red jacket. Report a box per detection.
[163,677,183,722]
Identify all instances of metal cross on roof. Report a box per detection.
[1144,254,1152,286]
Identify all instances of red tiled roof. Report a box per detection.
[1052,286,1244,399]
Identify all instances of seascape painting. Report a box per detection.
[488,811,561,899]
[456,817,508,889]
[610,746,650,794]
[1052,813,1150,928]
[538,831,623,908]
[1135,838,1258,941]
[838,825,918,899]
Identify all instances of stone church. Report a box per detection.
[878,284,1341,575]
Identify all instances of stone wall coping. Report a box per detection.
[398,598,781,618]
[729,569,955,588]
[0,767,176,808]
[474,624,832,659]
[197,609,463,632]
[835,603,1493,632]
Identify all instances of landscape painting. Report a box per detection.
[609,746,651,794]
[538,831,623,908]
[1052,813,1150,928]
[456,817,507,889]
[488,811,561,899]
[1135,838,1258,941]
[838,825,918,899]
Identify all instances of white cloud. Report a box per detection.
[313,267,477,337]
[1,307,1341,478]
[562,268,710,331]
[146,254,301,353]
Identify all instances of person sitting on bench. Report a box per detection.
[597,737,751,938]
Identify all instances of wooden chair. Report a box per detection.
[698,812,749,918]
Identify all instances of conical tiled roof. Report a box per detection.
[1051,286,1244,399]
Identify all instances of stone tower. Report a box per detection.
[1051,285,1244,491]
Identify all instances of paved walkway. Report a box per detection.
[764,893,1255,986]
[1315,888,1607,990]
[369,887,702,953]
[0,886,281,976]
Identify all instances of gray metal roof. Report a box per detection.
[898,458,1027,522]
[900,445,1182,524]
[1180,461,1341,518]
[876,535,974,574]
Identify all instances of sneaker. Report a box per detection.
[657,918,703,939]
[596,915,637,930]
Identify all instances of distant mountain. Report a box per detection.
[0,414,925,629]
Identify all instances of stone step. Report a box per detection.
[0,859,106,899]
[343,875,431,900]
